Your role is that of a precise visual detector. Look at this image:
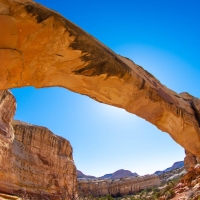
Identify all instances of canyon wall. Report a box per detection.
[78,175,160,197]
[0,90,77,200]
[0,0,200,157]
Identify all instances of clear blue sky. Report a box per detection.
[11,0,200,176]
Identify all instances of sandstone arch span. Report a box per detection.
[0,0,200,156]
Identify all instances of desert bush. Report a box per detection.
[164,189,175,200]
[154,191,161,198]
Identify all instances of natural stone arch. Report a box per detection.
[0,0,200,156]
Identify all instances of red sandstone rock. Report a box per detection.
[0,90,16,142]
[184,150,198,171]
[194,164,200,174]
[181,170,196,186]
[172,160,200,199]
[0,0,200,157]
[0,90,77,200]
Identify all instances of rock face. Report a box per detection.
[184,150,200,171]
[0,90,16,141]
[0,0,200,156]
[78,174,160,197]
[0,90,77,200]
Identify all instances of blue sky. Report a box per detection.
[11,0,200,176]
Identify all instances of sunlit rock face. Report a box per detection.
[0,0,200,157]
[0,90,77,200]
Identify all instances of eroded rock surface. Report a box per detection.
[172,164,200,200]
[184,150,200,171]
[0,0,199,156]
[168,151,200,199]
[78,175,160,197]
[0,90,77,200]
[0,90,16,141]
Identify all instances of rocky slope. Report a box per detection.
[0,0,200,157]
[169,151,200,199]
[168,164,200,200]
[0,90,77,200]
[156,153,200,199]
[158,167,186,183]
[155,161,184,175]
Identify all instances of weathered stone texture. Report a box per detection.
[0,0,199,157]
[78,175,160,197]
[0,90,77,200]
[0,90,16,141]
[184,150,200,171]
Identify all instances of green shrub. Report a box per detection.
[164,189,175,200]
[154,192,161,198]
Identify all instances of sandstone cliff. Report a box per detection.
[0,90,77,200]
[78,174,160,197]
[0,0,200,157]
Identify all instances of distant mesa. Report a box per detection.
[99,169,138,179]
[78,161,184,180]
[154,161,184,175]
[77,169,138,180]
[77,170,96,179]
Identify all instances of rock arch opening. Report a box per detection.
[11,86,185,176]
[0,0,200,198]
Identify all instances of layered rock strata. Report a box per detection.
[0,90,77,200]
[0,90,16,141]
[78,175,160,197]
[0,0,200,156]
